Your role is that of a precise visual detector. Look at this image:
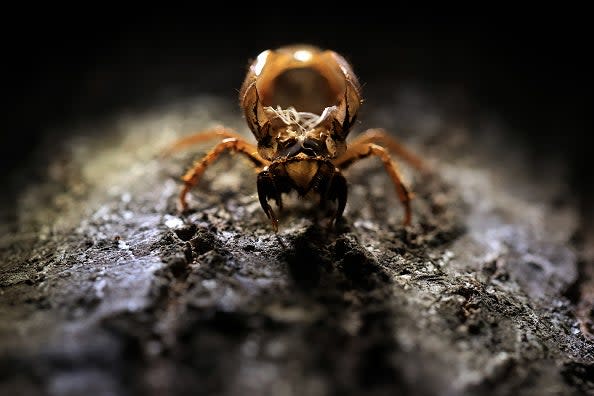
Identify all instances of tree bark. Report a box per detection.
[1,89,592,396]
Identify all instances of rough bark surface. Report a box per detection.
[1,89,593,396]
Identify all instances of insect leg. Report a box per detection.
[161,126,253,157]
[310,163,346,224]
[179,138,268,211]
[334,143,412,226]
[257,170,280,232]
[327,170,348,226]
[346,128,428,171]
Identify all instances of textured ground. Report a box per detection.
[1,87,592,396]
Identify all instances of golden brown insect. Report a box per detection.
[165,45,426,232]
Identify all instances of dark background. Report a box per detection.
[3,12,591,212]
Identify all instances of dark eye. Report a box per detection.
[302,139,321,151]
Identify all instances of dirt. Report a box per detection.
[1,88,592,396]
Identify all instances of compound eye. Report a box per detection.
[277,138,301,158]
[302,138,321,151]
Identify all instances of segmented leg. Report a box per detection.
[307,163,347,228]
[334,143,413,226]
[327,171,348,226]
[180,138,268,211]
[257,171,280,232]
[347,128,427,171]
[161,126,252,157]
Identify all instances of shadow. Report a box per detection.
[282,224,415,395]
[283,225,330,291]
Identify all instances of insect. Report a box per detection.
[165,45,426,232]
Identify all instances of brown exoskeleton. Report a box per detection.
[165,45,426,232]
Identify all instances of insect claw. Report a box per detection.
[179,186,190,213]
[271,217,279,233]
[262,205,279,232]
[403,208,412,226]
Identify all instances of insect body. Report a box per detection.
[166,45,426,232]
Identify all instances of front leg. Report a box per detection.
[327,170,348,227]
[257,170,281,232]
[180,138,269,211]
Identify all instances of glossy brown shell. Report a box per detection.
[239,45,362,146]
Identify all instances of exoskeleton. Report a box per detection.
[165,45,426,231]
